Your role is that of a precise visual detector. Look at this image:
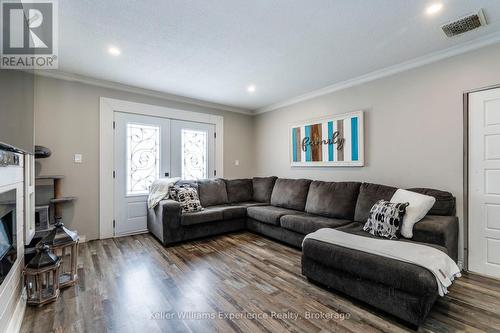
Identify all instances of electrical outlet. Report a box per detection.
[234,160,240,166]
[74,154,83,163]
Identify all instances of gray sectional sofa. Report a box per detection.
[147,176,458,327]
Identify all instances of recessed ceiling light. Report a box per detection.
[108,46,121,56]
[247,85,256,93]
[426,3,443,15]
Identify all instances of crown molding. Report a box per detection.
[32,70,254,115]
[255,31,500,114]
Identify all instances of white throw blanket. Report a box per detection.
[303,228,461,296]
[147,177,181,209]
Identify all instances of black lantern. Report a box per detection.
[41,218,79,288]
[24,244,61,306]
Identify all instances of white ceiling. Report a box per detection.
[57,0,500,112]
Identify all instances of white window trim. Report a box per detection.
[99,97,224,239]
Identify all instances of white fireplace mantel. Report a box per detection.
[0,156,26,333]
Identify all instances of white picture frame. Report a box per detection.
[289,111,364,167]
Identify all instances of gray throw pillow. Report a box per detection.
[363,200,409,239]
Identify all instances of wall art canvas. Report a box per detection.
[290,111,364,167]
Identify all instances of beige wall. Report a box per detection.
[0,70,32,332]
[34,76,255,241]
[34,42,500,261]
[254,43,500,264]
[0,70,34,154]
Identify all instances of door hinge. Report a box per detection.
[113,219,115,229]
[113,170,116,178]
[113,121,116,129]
[214,132,216,139]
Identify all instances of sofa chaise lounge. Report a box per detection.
[147,176,458,326]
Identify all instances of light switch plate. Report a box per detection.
[74,154,83,163]
[234,160,240,166]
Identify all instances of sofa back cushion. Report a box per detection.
[408,188,456,216]
[225,179,253,203]
[176,179,198,191]
[271,178,312,211]
[197,178,228,207]
[305,181,361,219]
[354,183,398,222]
[252,176,277,203]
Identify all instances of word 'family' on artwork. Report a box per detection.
[301,131,345,152]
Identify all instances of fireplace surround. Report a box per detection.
[0,188,17,286]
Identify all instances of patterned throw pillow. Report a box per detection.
[169,185,191,201]
[363,200,409,239]
[169,186,180,201]
[176,187,203,213]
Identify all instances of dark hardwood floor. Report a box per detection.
[20,232,500,333]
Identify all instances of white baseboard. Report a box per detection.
[114,229,149,238]
[6,288,26,333]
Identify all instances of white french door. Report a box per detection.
[113,113,215,236]
[114,112,171,236]
[170,120,216,179]
[469,87,500,279]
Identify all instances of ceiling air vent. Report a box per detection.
[441,9,487,37]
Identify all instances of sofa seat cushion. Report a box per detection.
[198,178,229,207]
[412,215,459,262]
[181,207,224,226]
[231,201,268,208]
[280,214,351,235]
[354,183,398,223]
[225,179,253,203]
[247,206,303,226]
[302,237,438,295]
[181,204,251,225]
[270,178,312,211]
[208,205,247,220]
[305,181,361,219]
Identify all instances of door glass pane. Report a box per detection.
[182,129,208,179]
[126,123,160,195]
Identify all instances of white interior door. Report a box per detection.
[469,87,500,278]
[114,112,170,236]
[170,120,216,179]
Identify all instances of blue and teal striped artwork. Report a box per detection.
[328,121,334,161]
[351,116,358,161]
[290,111,363,166]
